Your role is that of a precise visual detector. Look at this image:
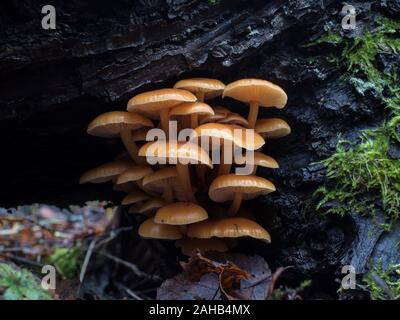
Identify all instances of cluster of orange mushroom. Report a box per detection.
[80,78,290,256]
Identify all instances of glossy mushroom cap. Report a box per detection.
[250,152,279,169]
[142,166,177,191]
[138,218,183,239]
[134,198,167,214]
[79,161,133,184]
[223,79,287,109]
[187,218,271,241]
[218,113,249,127]
[154,202,208,225]
[87,111,153,137]
[127,88,197,115]
[116,165,153,185]
[174,78,225,100]
[209,174,276,202]
[192,123,265,150]
[255,118,291,139]
[176,238,228,256]
[139,141,212,168]
[186,219,216,238]
[211,218,271,241]
[213,106,231,115]
[121,190,150,205]
[169,102,214,117]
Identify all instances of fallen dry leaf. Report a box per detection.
[157,252,271,300]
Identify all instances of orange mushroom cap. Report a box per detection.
[209,174,275,202]
[79,161,133,184]
[174,78,225,100]
[116,165,153,185]
[127,88,197,115]
[255,118,291,139]
[87,111,153,137]
[192,123,265,150]
[223,79,287,109]
[154,202,208,225]
[138,217,183,239]
[139,141,212,168]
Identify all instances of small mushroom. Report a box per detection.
[127,88,197,137]
[115,165,154,195]
[139,141,212,202]
[199,106,230,125]
[186,219,216,239]
[169,101,214,129]
[87,111,153,163]
[174,78,225,101]
[211,218,271,241]
[236,151,278,175]
[130,198,167,215]
[121,190,150,205]
[79,161,133,184]
[142,166,179,203]
[138,217,183,239]
[218,112,249,127]
[154,202,208,225]
[192,123,265,176]
[187,217,270,241]
[209,174,275,215]
[223,79,287,128]
[176,238,228,256]
[255,118,291,139]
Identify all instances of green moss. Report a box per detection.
[45,246,82,279]
[361,263,400,300]
[0,263,53,300]
[310,18,400,225]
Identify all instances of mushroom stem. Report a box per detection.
[176,163,196,202]
[162,188,174,203]
[228,192,243,216]
[196,92,205,102]
[160,108,170,138]
[251,165,258,175]
[190,114,199,129]
[120,129,142,164]
[218,144,232,176]
[247,101,259,128]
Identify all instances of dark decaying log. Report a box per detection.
[1,0,399,296]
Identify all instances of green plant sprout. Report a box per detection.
[360,263,400,300]
[0,263,52,300]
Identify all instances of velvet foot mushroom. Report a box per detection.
[129,198,167,215]
[255,118,291,139]
[127,89,197,138]
[169,101,214,129]
[209,174,276,216]
[174,78,225,102]
[223,79,287,128]
[138,218,183,240]
[87,111,153,163]
[121,189,150,206]
[142,166,179,203]
[187,217,270,242]
[139,141,212,202]
[154,202,208,225]
[79,161,133,184]
[191,123,265,176]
